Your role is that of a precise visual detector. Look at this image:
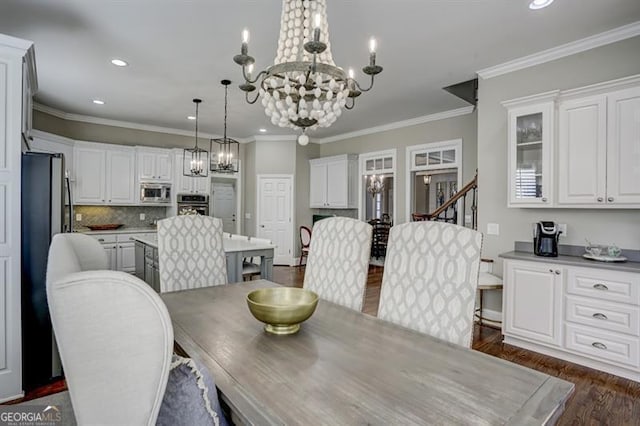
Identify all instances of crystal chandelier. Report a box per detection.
[210,80,240,173]
[183,98,209,177]
[366,174,385,197]
[233,0,383,145]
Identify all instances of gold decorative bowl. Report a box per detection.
[247,287,319,335]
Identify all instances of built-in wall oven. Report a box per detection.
[177,193,209,215]
[140,183,171,204]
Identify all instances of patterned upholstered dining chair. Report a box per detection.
[157,215,228,292]
[303,217,373,312]
[378,221,483,347]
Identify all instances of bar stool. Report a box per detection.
[476,259,503,327]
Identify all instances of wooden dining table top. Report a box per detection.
[161,280,574,425]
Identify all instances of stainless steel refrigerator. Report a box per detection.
[21,151,73,390]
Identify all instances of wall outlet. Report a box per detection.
[487,223,500,236]
[75,213,82,222]
[558,223,567,237]
[140,213,146,221]
[245,213,251,219]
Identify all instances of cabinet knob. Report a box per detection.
[554,270,561,275]
[591,342,607,350]
[593,283,609,291]
[548,269,553,273]
[608,197,614,202]
[541,197,548,202]
[98,238,105,242]
[597,197,603,202]
[592,313,608,320]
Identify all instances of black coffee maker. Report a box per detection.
[534,221,561,257]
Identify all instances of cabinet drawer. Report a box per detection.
[565,324,639,368]
[566,296,639,336]
[567,267,640,305]
[89,234,117,244]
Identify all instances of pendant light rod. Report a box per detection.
[193,98,202,148]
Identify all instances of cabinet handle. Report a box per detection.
[592,313,608,320]
[541,197,548,202]
[591,342,607,350]
[98,238,105,242]
[593,283,609,291]
[597,197,603,202]
[608,197,614,202]
[554,270,561,275]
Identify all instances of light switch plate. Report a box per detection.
[558,223,567,237]
[75,213,82,222]
[487,223,499,235]
[140,213,146,221]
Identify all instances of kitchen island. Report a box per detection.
[133,234,275,289]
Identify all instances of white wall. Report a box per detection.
[477,35,640,313]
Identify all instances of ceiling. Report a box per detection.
[1,0,639,140]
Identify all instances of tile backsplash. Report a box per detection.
[74,205,168,230]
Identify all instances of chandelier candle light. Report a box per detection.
[367,174,385,197]
[233,0,383,145]
[183,98,209,177]
[210,80,240,173]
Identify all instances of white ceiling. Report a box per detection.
[1,0,639,139]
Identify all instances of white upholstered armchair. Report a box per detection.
[157,215,228,292]
[47,271,173,425]
[378,221,483,347]
[303,217,373,312]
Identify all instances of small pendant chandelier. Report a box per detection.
[183,98,209,177]
[233,0,383,145]
[210,80,240,173]
[366,174,385,197]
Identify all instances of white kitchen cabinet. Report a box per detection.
[74,145,106,203]
[606,86,640,205]
[503,260,563,347]
[0,34,36,401]
[557,95,607,205]
[137,148,172,182]
[309,154,358,208]
[503,258,640,382]
[504,94,557,208]
[174,152,210,195]
[74,142,136,205]
[557,85,640,207]
[89,232,153,273]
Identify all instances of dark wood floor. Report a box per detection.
[11,266,640,425]
[273,265,640,426]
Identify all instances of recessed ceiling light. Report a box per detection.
[92,99,105,105]
[529,0,554,10]
[259,128,267,133]
[111,58,128,67]
[187,116,196,120]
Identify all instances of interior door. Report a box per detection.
[212,181,237,234]
[258,176,293,265]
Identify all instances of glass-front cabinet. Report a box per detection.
[505,94,557,207]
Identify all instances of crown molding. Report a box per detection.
[477,21,640,80]
[32,102,261,142]
[312,106,475,144]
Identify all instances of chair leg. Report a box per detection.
[299,253,303,267]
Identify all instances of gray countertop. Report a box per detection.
[500,251,640,273]
[78,227,157,235]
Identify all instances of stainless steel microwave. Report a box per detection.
[140,183,171,203]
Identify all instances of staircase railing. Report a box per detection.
[412,173,478,230]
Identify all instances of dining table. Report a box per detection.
[161,280,574,425]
